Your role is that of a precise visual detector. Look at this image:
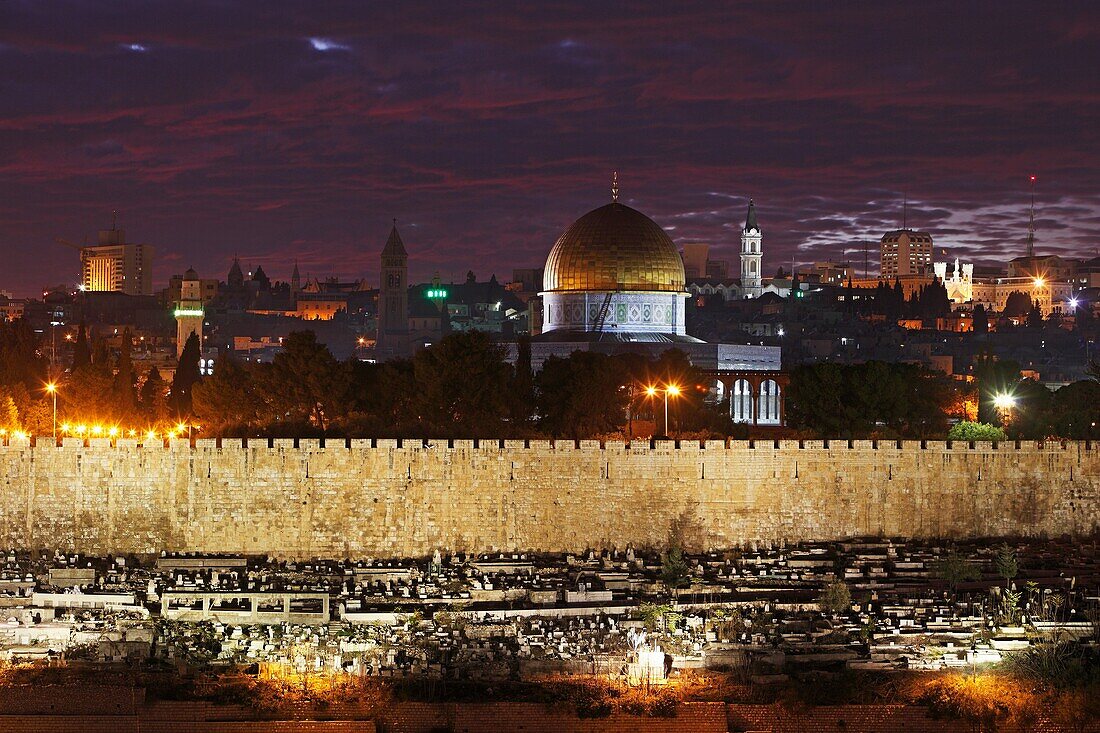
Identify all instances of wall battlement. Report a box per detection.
[0,441,1096,558]
[3,436,1096,452]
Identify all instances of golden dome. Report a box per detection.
[543,202,686,293]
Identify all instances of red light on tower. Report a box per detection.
[1029,175,1036,182]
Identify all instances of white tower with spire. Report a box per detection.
[740,199,763,298]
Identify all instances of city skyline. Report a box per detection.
[2,2,1098,297]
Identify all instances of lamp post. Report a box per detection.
[45,382,57,441]
[993,393,1016,427]
[645,383,681,437]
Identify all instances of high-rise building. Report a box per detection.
[879,230,933,278]
[376,223,409,358]
[80,227,154,296]
[740,200,762,298]
[681,243,710,279]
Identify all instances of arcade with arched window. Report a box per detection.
[712,371,788,426]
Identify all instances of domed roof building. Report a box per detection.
[543,202,686,294]
[539,192,700,343]
[522,177,786,426]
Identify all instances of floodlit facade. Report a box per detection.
[879,229,933,278]
[971,276,1074,316]
[80,228,154,296]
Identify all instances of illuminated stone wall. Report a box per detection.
[0,439,1095,558]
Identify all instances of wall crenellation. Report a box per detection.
[9,437,1095,453]
[0,441,1095,559]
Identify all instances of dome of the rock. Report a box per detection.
[542,202,686,294]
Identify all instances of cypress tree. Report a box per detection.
[71,321,91,372]
[170,333,202,417]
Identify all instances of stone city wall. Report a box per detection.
[0,438,1095,558]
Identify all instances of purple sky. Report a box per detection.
[1,1,1097,297]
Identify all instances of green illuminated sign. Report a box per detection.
[174,309,204,317]
[426,289,448,299]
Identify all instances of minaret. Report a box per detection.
[376,220,409,357]
[740,199,763,298]
[174,267,204,359]
[291,261,301,294]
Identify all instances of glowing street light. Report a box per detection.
[1032,277,1045,288]
[645,383,682,437]
[44,382,58,440]
[993,393,1016,426]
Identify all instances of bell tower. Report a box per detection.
[376,221,409,357]
[740,199,763,298]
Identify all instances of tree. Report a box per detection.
[1049,380,1100,439]
[994,543,1018,589]
[1004,291,1031,318]
[71,321,91,372]
[0,390,18,433]
[113,329,138,421]
[947,421,1006,442]
[536,351,627,438]
[1027,302,1044,329]
[170,333,202,417]
[64,356,114,425]
[268,331,347,431]
[408,331,512,437]
[786,361,952,438]
[933,550,981,601]
[660,546,691,595]
[972,304,989,335]
[818,580,852,615]
[346,358,416,435]
[139,366,169,424]
[1087,359,1100,383]
[0,319,47,390]
[192,356,265,434]
[1006,377,1054,439]
[510,334,535,427]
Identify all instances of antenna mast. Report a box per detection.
[1025,175,1037,258]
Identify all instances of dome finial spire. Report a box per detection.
[611,171,619,202]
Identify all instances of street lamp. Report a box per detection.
[645,383,681,437]
[993,393,1016,426]
[44,382,57,441]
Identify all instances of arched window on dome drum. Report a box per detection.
[758,379,781,425]
[731,379,753,424]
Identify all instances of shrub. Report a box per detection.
[947,421,1006,442]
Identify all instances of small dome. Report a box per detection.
[183,267,199,280]
[543,202,686,293]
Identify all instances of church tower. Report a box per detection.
[740,199,763,298]
[376,222,409,357]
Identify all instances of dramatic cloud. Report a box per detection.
[0,1,1096,295]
